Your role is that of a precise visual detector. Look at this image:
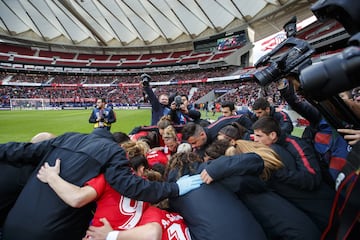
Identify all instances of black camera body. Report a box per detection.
[140,73,151,87]
[251,0,360,130]
[300,38,360,100]
[254,36,314,86]
[174,95,182,110]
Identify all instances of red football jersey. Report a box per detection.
[146,149,169,167]
[86,174,150,230]
[139,206,192,240]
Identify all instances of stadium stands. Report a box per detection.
[0,17,350,110]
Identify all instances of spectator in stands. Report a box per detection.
[140,74,170,125]
[89,98,116,131]
[251,97,293,135]
[0,128,203,240]
[0,132,56,237]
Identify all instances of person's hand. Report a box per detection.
[337,128,360,145]
[37,158,61,183]
[200,169,214,184]
[176,174,203,196]
[140,73,151,87]
[170,102,177,110]
[277,78,288,90]
[180,104,188,113]
[85,218,114,240]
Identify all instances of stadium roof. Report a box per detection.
[0,0,315,50]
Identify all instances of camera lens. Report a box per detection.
[254,63,281,86]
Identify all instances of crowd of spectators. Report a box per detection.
[0,81,270,108]
[0,67,269,108]
[2,67,237,84]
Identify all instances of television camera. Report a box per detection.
[251,0,360,130]
[253,17,315,86]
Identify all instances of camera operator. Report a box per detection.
[140,74,171,126]
[277,77,351,189]
[169,94,207,126]
[89,98,116,131]
[251,0,360,237]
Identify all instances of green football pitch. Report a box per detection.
[0,109,302,143]
[0,109,222,143]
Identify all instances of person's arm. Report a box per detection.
[85,218,162,240]
[0,139,52,165]
[201,153,266,193]
[143,86,161,111]
[89,109,99,123]
[275,137,322,190]
[275,111,294,135]
[204,153,264,182]
[37,158,97,208]
[279,78,322,125]
[235,114,253,129]
[106,108,116,124]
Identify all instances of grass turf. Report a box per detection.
[0,109,153,143]
[0,109,303,143]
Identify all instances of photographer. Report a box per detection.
[278,77,351,188]
[89,98,116,131]
[140,74,170,126]
[169,94,203,125]
[252,0,360,238]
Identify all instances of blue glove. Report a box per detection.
[176,174,203,196]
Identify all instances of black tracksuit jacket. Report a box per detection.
[0,128,178,240]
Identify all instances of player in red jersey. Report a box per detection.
[85,206,191,240]
[37,157,150,231]
[84,173,150,229]
[139,206,191,240]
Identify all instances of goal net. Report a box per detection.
[10,98,51,110]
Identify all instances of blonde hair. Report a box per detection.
[162,125,177,140]
[121,140,149,159]
[226,140,283,180]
